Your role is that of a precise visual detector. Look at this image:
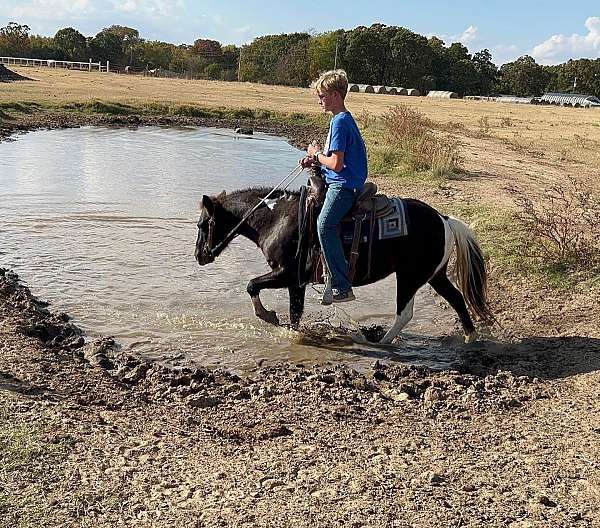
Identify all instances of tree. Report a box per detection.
[54,27,87,61]
[499,55,549,96]
[138,40,176,70]
[192,39,222,59]
[389,28,433,90]
[343,25,389,84]
[240,33,310,85]
[0,22,32,56]
[472,49,498,95]
[89,30,123,64]
[308,31,339,80]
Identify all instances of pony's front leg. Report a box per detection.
[247,268,289,326]
[288,285,306,330]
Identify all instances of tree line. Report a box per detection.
[1,22,599,97]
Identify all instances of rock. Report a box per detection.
[538,495,557,507]
[260,478,285,490]
[187,395,223,408]
[234,127,253,135]
[423,387,444,402]
[381,388,410,402]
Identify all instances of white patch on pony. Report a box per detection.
[264,198,280,210]
[434,217,454,276]
[380,296,415,344]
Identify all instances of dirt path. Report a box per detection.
[1,269,599,527]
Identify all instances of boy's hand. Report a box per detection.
[299,155,316,168]
[306,142,322,158]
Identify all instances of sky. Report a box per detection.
[1,0,599,65]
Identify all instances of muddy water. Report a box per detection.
[1,126,462,371]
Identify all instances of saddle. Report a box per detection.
[298,169,394,285]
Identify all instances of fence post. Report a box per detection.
[89,58,91,71]
[106,61,110,73]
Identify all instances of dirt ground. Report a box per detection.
[1,69,599,527]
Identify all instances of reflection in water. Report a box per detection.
[0,126,461,371]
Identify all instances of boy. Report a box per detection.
[302,69,368,304]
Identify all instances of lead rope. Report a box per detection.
[208,164,305,258]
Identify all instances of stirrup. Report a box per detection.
[319,274,333,305]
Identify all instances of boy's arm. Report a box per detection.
[307,118,347,172]
[307,144,345,172]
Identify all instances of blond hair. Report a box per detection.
[311,69,349,99]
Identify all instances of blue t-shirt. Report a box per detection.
[322,111,368,190]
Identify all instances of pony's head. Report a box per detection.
[195,191,226,265]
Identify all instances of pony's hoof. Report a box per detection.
[464,331,477,344]
[263,311,280,326]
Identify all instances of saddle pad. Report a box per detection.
[378,198,408,239]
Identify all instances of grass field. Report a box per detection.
[2,66,600,168]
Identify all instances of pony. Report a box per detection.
[194,185,494,344]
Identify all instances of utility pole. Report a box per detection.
[334,40,338,70]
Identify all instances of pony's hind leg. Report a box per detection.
[428,265,476,342]
[379,295,415,344]
[379,276,420,344]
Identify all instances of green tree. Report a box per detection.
[138,40,176,70]
[54,27,87,61]
[499,55,549,96]
[0,22,32,56]
[89,30,123,64]
[389,28,433,90]
[343,25,390,84]
[472,49,498,95]
[240,33,310,85]
[308,31,339,80]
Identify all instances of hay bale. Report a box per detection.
[387,87,398,95]
[348,84,360,93]
[427,90,459,99]
[406,88,421,96]
[372,85,388,94]
[357,84,375,94]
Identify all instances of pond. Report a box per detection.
[0,126,461,371]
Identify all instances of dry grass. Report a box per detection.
[380,104,461,177]
[2,67,600,169]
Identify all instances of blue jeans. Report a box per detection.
[317,183,357,292]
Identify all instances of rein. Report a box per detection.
[206,165,305,259]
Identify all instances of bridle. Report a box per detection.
[200,165,305,261]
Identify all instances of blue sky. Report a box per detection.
[1,0,599,64]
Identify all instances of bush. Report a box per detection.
[380,105,461,176]
[511,177,600,277]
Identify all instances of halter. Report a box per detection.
[203,165,305,260]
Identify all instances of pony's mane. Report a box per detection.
[214,186,300,217]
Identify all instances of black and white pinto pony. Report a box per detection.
[195,187,494,344]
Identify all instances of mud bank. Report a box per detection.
[0,107,323,150]
[1,269,600,527]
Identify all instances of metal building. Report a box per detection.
[539,93,600,107]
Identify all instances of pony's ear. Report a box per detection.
[201,195,214,216]
[216,190,226,200]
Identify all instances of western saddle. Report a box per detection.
[303,169,394,283]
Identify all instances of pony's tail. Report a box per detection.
[446,217,495,325]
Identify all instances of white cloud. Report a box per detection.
[532,16,600,64]
[428,25,480,47]
[9,0,97,21]
[459,25,479,45]
[490,44,520,65]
